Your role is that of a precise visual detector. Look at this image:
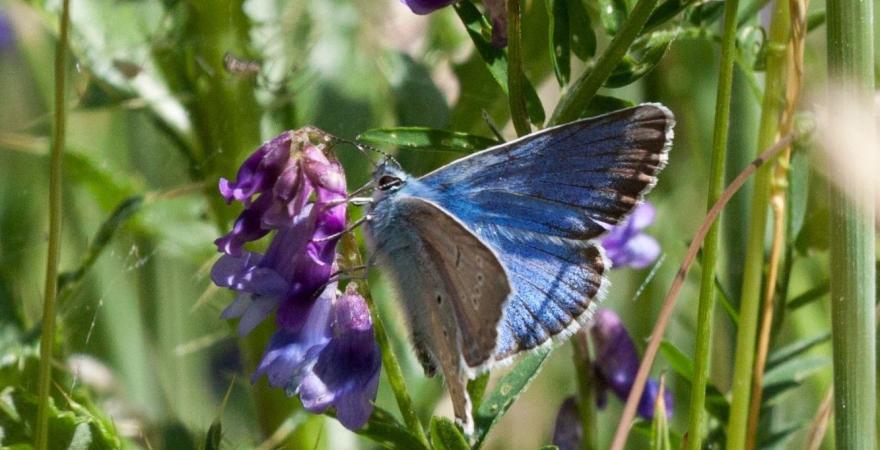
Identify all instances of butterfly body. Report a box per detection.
[363,104,675,433]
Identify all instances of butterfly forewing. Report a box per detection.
[419,104,674,359]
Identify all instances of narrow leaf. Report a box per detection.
[347,407,429,450]
[429,417,469,450]
[786,282,830,311]
[582,95,635,117]
[658,341,729,421]
[567,0,596,60]
[454,1,546,125]
[357,128,500,153]
[644,0,689,33]
[605,31,675,87]
[547,0,571,86]
[598,0,628,35]
[766,333,831,370]
[686,0,724,27]
[473,348,551,446]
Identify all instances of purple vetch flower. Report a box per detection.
[601,202,661,269]
[211,129,381,430]
[252,284,380,430]
[401,0,457,14]
[0,11,13,52]
[590,309,673,420]
[300,284,382,429]
[212,129,347,333]
[551,396,583,450]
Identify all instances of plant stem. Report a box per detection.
[35,1,71,448]
[685,0,739,447]
[573,331,598,450]
[827,0,877,447]
[507,0,530,136]
[549,0,659,125]
[609,132,798,450]
[745,2,808,445]
[339,231,429,446]
[726,2,790,449]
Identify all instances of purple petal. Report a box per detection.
[401,0,457,14]
[552,396,583,450]
[211,253,288,297]
[238,295,282,336]
[638,378,674,420]
[620,234,661,269]
[629,203,656,230]
[252,291,334,388]
[589,309,673,420]
[0,12,14,52]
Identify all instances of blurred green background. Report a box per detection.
[0,0,861,448]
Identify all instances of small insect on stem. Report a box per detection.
[223,52,262,78]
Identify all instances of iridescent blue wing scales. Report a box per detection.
[419,104,674,360]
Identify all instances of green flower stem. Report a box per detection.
[548,0,659,125]
[827,0,877,447]
[35,0,71,448]
[685,0,739,448]
[507,0,531,136]
[339,231,429,447]
[726,2,790,449]
[573,331,598,450]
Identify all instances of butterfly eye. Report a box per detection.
[378,175,403,191]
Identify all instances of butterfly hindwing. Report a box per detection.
[419,104,674,359]
[364,195,511,432]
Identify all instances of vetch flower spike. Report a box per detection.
[211,128,380,431]
[601,202,661,269]
[589,308,673,420]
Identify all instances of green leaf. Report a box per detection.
[467,372,491,412]
[786,282,830,311]
[537,446,560,450]
[766,333,831,371]
[429,417,469,450]
[202,420,222,450]
[605,31,675,88]
[806,10,826,32]
[757,422,803,449]
[644,0,689,33]
[598,0,628,36]
[686,0,724,27]
[473,348,551,447]
[581,95,635,117]
[787,143,810,243]
[57,196,144,293]
[658,341,729,421]
[454,1,546,125]
[348,407,429,450]
[567,0,596,60]
[388,52,451,127]
[548,0,572,86]
[357,128,500,153]
[762,356,830,404]
[0,387,120,449]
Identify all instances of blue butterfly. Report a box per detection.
[362,104,675,433]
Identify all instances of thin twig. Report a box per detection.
[35,0,71,448]
[609,132,798,450]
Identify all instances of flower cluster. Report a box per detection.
[211,129,380,430]
[601,202,661,269]
[553,308,673,450]
[0,11,14,52]
[589,308,673,420]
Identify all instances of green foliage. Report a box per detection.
[0,0,852,448]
